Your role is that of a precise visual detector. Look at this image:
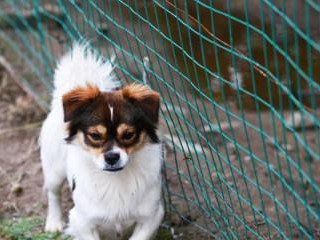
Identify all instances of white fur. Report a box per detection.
[40,44,164,240]
[109,104,114,122]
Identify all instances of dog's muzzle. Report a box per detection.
[103,150,123,172]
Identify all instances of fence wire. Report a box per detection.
[0,1,319,239]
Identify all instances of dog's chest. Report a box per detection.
[71,169,153,223]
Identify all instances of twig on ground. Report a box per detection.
[0,121,42,137]
[3,201,21,214]
[11,172,26,195]
[0,56,47,112]
[0,166,10,182]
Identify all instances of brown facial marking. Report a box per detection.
[117,123,137,145]
[77,132,104,158]
[63,84,101,122]
[87,125,107,136]
[122,84,160,124]
[124,132,147,154]
[64,83,160,149]
[87,125,107,144]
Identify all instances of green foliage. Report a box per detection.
[155,227,173,240]
[0,217,172,240]
[0,217,70,240]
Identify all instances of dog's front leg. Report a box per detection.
[129,205,164,240]
[44,181,64,232]
[68,208,100,240]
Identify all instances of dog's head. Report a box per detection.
[62,83,160,172]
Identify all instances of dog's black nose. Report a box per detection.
[104,151,120,166]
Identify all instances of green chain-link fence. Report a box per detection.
[0,1,319,239]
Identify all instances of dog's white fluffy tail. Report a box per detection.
[53,44,120,98]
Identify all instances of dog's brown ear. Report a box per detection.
[122,84,160,124]
[62,85,101,122]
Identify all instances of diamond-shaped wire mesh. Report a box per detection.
[0,1,319,239]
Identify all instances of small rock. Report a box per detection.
[202,121,241,133]
[227,181,234,187]
[280,143,294,152]
[244,156,250,162]
[226,142,236,154]
[229,155,237,162]
[229,66,243,90]
[267,139,294,152]
[211,172,217,179]
[11,182,23,195]
[98,22,108,34]
[210,76,222,93]
[15,95,32,109]
[285,111,318,130]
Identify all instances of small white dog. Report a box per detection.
[40,45,164,240]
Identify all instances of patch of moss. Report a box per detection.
[0,217,69,240]
[155,226,173,240]
[0,216,175,240]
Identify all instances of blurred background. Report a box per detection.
[0,1,319,239]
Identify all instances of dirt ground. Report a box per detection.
[0,66,48,237]
[0,64,44,216]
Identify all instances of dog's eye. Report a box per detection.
[88,132,102,141]
[122,131,135,141]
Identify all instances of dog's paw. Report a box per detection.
[45,218,63,232]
